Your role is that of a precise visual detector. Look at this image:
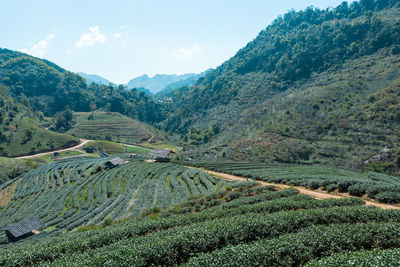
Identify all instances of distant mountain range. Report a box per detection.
[77,72,115,86]
[155,69,211,99]
[127,72,210,94]
[78,71,210,95]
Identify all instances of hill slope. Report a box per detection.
[0,48,166,124]
[67,112,165,144]
[0,84,78,157]
[164,0,400,169]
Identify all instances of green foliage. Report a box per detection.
[0,198,370,266]
[306,248,400,266]
[157,1,400,173]
[0,48,167,125]
[187,222,400,266]
[187,161,400,204]
[165,1,400,132]
[52,106,74,132]
[189,124,220,145]
[2,157,400,266]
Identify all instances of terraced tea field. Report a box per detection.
[3,179,400,266]
[187,161,400,204]
[67,112,162,144]
[3,159,400,266]
[0,157,220,244]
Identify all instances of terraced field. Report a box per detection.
[0,157,220,245]
[187,161,400,204]
[3,179,400,266]
[67,112,162,144]
[4,160,400,265]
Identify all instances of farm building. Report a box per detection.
[105,157,124,168]
[149,149,175,162]
[2,219,43,242]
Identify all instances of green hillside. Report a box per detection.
[163,0,400,171]
[67,112,164,144]
[0,48,170,156]
[3,160,400,265]
[211,50,400,167]
[0,84,78,157]
[0,48,166,124]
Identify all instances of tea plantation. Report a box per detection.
[188,161,400,204]
[2,179,400,266]
[0,157,220,245]
[2,159,400,266]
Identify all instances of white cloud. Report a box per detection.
[171,45,201,59]
[75,26,107,48]
[20,34,55,58]
[113,33,122,39]
[120,25,127,29]
[121,40,127,45]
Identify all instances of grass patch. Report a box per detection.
[1,115,78,157]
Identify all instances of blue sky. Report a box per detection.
[1,0,345,84]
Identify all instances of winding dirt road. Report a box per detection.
[16,139,91,159]
[203,169,400,210]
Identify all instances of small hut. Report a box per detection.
[105,157,124,168]
[149,149,175,162]
[2,219,43,242]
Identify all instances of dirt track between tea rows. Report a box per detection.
[202,169,400,210]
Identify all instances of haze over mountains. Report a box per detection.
[77,72,115,86]
[127,72,208,94]
[79,70,210,96]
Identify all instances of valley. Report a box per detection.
[1,0,400,266]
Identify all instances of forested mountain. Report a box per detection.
[163,0,400,171]
[0,49,166,123]
[77,72,115,86]
[0,83,78,156]
[127,73,201,94]
[0,48,169,156]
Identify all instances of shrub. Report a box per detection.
[375,192,400,204]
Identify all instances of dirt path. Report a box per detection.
[122,143,152,151]
[16,139,91,159]
[203,169,400,210]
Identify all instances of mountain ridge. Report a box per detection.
[127,72,203,94]
[77,72,115,86]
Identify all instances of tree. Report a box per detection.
[105,103,111,115]
[89,102,97,119]
[52,106,74,132]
